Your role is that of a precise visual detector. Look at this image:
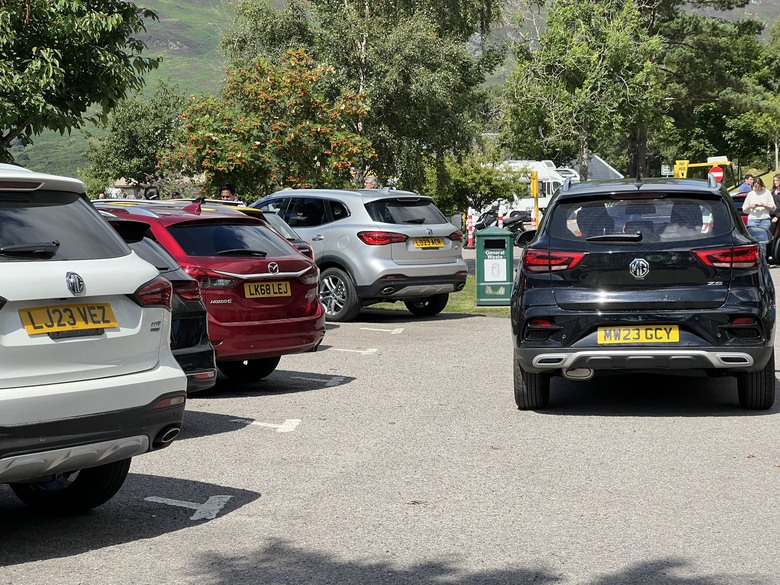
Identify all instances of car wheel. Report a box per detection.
[217,356,281,383]
[771,237,780,265]
[513,362,551,410]
[319,267,361,322]
[10,458,132,514]
[737,352,776,410]
[404,293,449,317]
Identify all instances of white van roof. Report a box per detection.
[501,160,566,182]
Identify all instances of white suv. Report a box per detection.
[0,165,186,513]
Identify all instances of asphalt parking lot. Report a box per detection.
[3,271,780,584]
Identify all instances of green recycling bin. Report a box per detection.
[475,226,513,306]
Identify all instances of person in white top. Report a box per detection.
[743,176,776,230]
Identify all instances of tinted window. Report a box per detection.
[285,198,326,227]
[262,211,300,240]
[0,191,128,261]
[166,221,295,257]
[128,237,179,271]
[365,199,447,225]
[548,196,732,243]
[330,200,349,221]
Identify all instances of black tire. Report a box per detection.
[771,237,780,265]
[404,293,449,317]
[217,356,281,383]
[10,458,132,514]
[319,267,361,322]
[513,362,551,410]
[737,353,776,410]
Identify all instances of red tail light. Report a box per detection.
[449,230,463,242]
[298,265,320,285]
[357,231,409,245]
[524,249,586,272]
[182,266,239,289]
[174,279,202,301]
[693,245,758,269]
[132,275,173,309]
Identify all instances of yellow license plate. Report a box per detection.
[19,303,118,335]
[244,281,291,298]
[413,237,444,249]
[597,325,679,344]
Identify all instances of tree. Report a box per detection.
[220,0,504,189]
[502,0,659,179]
[0,0,160,162]
[160,50,374,197]
[84,81,187,191]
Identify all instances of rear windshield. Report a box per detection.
[547,196,733,243]
[0,190,129,261]
[365,199,447,225]
[128,237,179,271]
[166,221,295,257]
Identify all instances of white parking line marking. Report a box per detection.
[230,418,301,432]
[329,348,378,355]
[290,375,346,387]
[360,327,404,334]
[145,495,233,521]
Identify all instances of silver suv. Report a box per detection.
[252,188,467,321]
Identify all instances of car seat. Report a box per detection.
[577,205,614,238]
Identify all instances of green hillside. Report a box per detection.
[11,0,780,179]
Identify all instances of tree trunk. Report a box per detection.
[578,138,589,181]
[627,121,648,179]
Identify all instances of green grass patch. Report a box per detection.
[372,276,511,317]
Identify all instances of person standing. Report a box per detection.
[737,174,755,194]
[743,176,775,230]
[219,183,240,202]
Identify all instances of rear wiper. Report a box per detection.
[403,218,426,224]
[217,249,267,257]
[0,241,60,257]
[586,233,643,242]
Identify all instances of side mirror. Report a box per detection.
[747,225,772,244]
[515,230,536,247]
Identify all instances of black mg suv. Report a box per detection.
[511,177,776,410]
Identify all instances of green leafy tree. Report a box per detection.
[221,0,504,189]
[0,0,160,162]
[84,81,187,191]
[161,50,374,197]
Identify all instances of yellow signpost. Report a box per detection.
[530,170,539,228]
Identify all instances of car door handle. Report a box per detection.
[312,235,324,241]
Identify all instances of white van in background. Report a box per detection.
[500,160,566,217]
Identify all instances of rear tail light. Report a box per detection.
[174,279,203,301]
[182,266,239,289]
[357,231,409,245]
[449,230,463,242]
[693,245,758,269]
[524,249,586,272]
[298,265,320,285]
[131,275,173,309]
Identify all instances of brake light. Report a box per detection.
[182,266,239,289]
[449,230,463,242]
[174,279,202,301]
[357,231,409,245]
[132,275,173,309]
[524,249,586,272]
[693,245,758,269]
[298,265,320,285]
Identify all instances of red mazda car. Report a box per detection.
[95,200,326,383]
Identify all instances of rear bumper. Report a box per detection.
[515,346,774,374]
[173,343,217,393]
[356,273,468,301]
[209,309,326,360]
[0,392,185,483]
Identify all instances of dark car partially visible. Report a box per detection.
[106,217,217,393]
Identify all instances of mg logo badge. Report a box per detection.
[267,262,280,274]
[629,258,650,280]
[66,272,86,296]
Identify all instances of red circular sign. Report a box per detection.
[710,166,724,182]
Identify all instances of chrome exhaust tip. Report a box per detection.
[153,425,181,448]
[562,368,594,381]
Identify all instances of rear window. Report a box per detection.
[128,238,179,271]
[365,199,447,225]
[166,221,295,257]
[0,191,129,261]
[548,196,733,243]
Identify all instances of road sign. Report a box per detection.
[709,166,724,182]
